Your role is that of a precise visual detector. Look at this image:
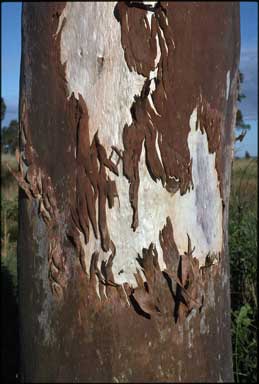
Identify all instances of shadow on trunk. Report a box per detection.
[1,264,19,382]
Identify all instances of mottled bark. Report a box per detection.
[18,2,240,382]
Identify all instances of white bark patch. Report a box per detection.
[58,4,223,287]
[58,2,146,145]
[147,31,162,115]
[150,34,161,80]
[170,108,223,265]
[125,11,129,32]
[143,1,158,6]
[148,94,162,116]
[146,11,153,29]
[158,25,169,53]
[108,107,222,284]
[226,70,230,100]
[155,131,163,165]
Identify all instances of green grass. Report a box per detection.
[230,157,257,383]
[232,158,257,200]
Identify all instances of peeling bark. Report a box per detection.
[18,2,239,382]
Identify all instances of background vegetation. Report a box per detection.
[230,158,257,383]
[1,153,19,382]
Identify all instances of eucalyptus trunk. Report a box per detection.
[18,2,240,382]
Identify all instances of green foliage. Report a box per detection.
[232,305,257,383]
[237,71,245,102]
[1,98,19,153]
[236,109,251,131]
[1,154,19,381]
[1,199,18,238]
[1,163,19,287]
[229,158,257,383]
[236,71,251,131]
[1,119,19,154]
[1,97,6,121]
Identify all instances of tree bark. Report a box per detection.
[18,2,240,382]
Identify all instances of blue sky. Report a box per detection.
[1,2,258,156]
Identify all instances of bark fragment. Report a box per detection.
[67,94,120,272]
[12,128,68,299]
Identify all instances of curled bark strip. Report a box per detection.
[163,234,204,323]
[159,217,179,272]
[48,237,68,298]
[95,133,119,176]
[68,94,121,273]
[84,177,98,237]
[7,164,33,200]
[88,250,119,301]
[123,217,214,322]
[90,251,100,282]
[117,219,219,322]
[51,281,63,300]
[10,120,68,299]
[144,127,165,184]
[12,142,58,228]
[76,181,90,244]
[130,244,163,317]
[107,177,120,209]
[101,248,120,288]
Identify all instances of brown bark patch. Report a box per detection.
[66,94,121,274]
[116,2,238,229]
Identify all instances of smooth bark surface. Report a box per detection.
[18,2,240,382]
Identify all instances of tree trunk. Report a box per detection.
[18,2,240,382]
